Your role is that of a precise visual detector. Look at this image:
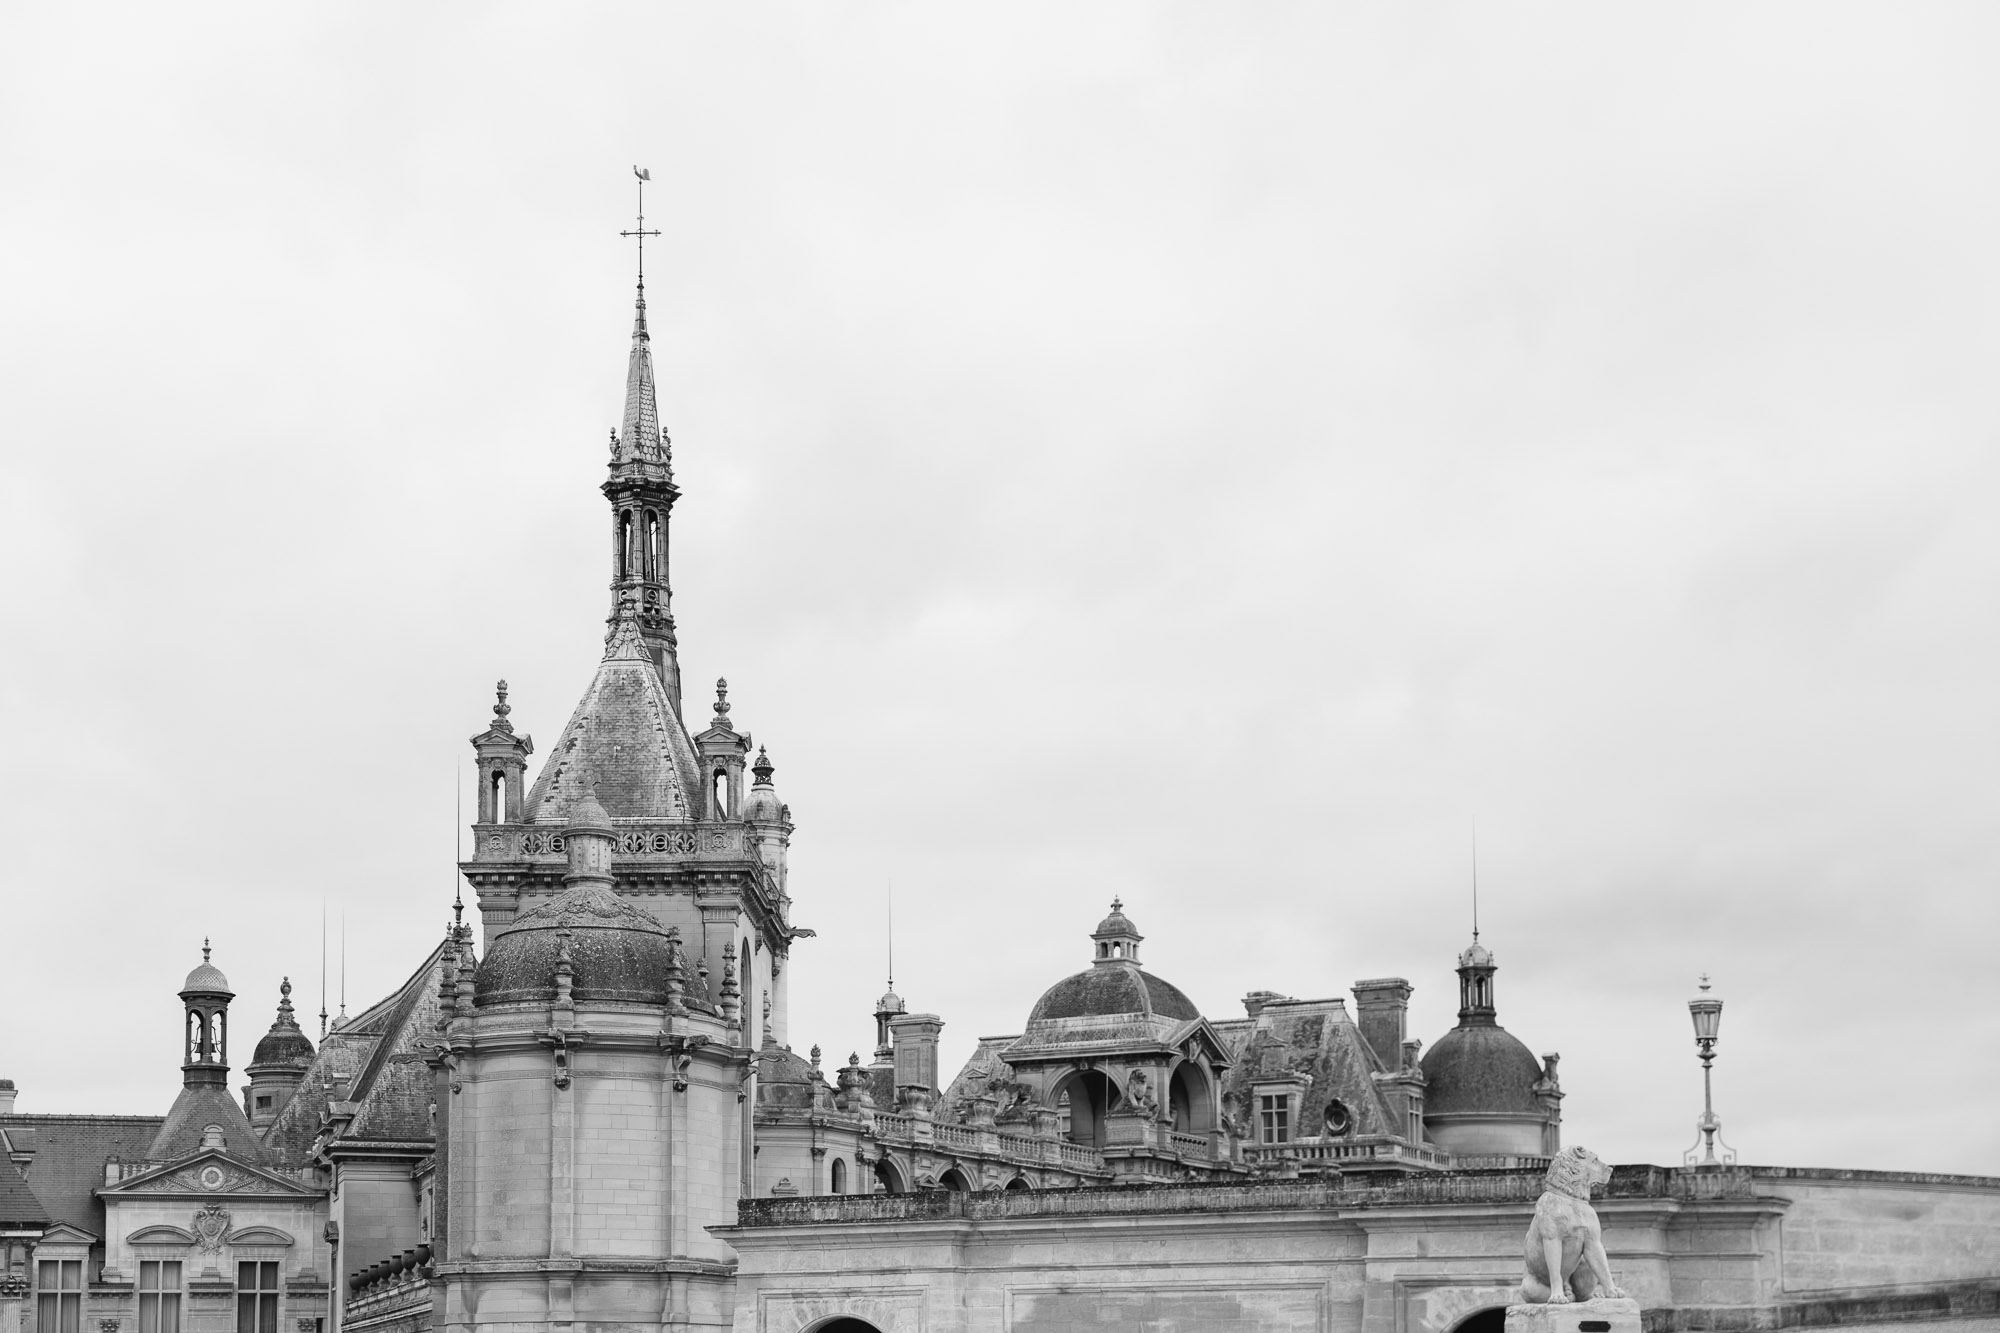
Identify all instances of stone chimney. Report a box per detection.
[888,1013,944,1097]
[1351,978,1413,1069]
[0,1078,16,1114]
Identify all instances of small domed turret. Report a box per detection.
[245,978,314,1131]
[181,940,233,998]
[741,747,783,822]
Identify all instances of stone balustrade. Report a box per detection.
[470,820,753,862]
[735,1164,1758,1227]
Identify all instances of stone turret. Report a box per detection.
[243,978,315,1130]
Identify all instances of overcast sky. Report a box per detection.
[3,4,1996,1177]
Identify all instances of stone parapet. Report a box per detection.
[734,1164,1761,1227]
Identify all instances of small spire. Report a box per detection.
[615,169,668,468]
[1698,972,1712,993]
[202,937,212,964]
[752,745,774,783]
[491,680,515,734]
[277,977,294,1022]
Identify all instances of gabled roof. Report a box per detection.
[146,1084,269,1167]
[0,1115,164,1241]
[521,615,701,822]
[260,934,460,1168]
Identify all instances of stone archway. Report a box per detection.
[806,1321,883,1333]
[1052,1068,1120,1149]
[1448,1310,1506,1333]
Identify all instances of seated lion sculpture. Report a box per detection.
[1520,1145,1627,1305]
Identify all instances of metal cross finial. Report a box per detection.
[621,166,662,289]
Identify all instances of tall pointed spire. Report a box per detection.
[615,167,669,470]
[605,169,686,714]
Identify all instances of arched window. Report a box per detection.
[490,769,506,823]
[937,1168,971,1192]
[645,512,661,579]
[829,1158,846,1195]
[873,1157,906,1194]
[619,511,634,579]
[1004,1175,1030,1191]
[713,769,729,819]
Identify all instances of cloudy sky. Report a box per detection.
[3,4,1996,1176]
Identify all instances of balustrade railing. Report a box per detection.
[471,820,753,862]
[735,1164,1757,1229]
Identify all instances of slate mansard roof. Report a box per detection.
[0,1114,166,1240]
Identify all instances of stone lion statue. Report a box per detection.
[1520,1146,1627,1304]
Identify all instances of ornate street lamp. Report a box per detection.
[1683,973,1736,1167]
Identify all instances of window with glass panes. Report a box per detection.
[37,1259,82,1333]
[236,1261,280,1333]
[139,1260,183,1333]
[1258,1093,1289,1144]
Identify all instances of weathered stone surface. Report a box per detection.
[1506,1298,1641,1333]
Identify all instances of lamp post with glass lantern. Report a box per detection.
[1683,973,1736,1167]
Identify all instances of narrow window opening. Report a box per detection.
[619,511,634,579]
[38,1259,82,1333]
[646,513,661,580]
[713,769,729,819]
[830,1158,846,1194]
[490,769,506,823]
[236,1261,279,1333]
[139,1260,183,1333]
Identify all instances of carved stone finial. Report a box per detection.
[1518,1146,1628,1306]
[752,746,774,783]
[202,938,212,964]
[809,1043,822,1070]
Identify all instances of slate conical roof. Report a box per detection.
[522,609,701,822]
[614,281,670,468]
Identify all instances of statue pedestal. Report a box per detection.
[1506,1299,1641,1333]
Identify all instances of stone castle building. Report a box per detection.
[3,264,1996,1333]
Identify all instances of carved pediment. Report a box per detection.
[102,1150,318,1199]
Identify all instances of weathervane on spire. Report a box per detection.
[622,166,662,292]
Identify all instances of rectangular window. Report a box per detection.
[37,1259,82,1333]
[236,1261,280,1333]
[139,1260,183,1333]
[1258,1094,1289,1145]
